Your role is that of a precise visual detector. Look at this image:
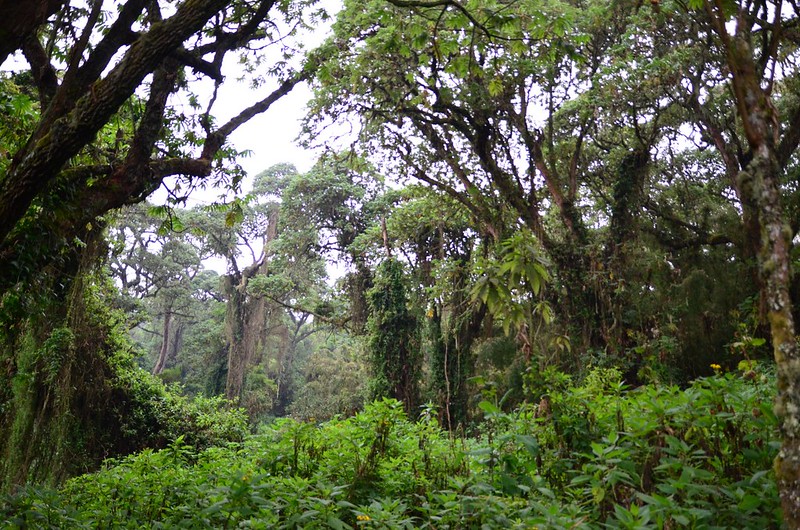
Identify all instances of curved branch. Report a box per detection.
[203,67,313,157]
[0,0,232,247]
[0,0,65,65]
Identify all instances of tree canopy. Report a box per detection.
[3,0,800,526]
[0,0,325,296]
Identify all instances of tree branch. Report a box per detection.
[0,0,232,247]
[170,47,224,81]
[0,0,65,66]
[22,35,59,108]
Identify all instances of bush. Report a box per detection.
[1,367,781,529]
[111,352,250,453]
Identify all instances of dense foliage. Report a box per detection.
[1,367,779,528]
[2,0,800,525]
[0,263,248,490]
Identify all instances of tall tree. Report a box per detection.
[187,194,280,404]
[0,0,323,297]
[377,185,492,428]
[691,0,800,523]
[0,0,324,490]
[277,153,395,331]
[367,258,420,414]
[108,203,206,376]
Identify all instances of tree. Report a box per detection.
[375,185,490,428]
[367,258,420,414]
[0,0,324,490]
[108,203,207,376]
[0,0,324,297]
[184,163,335,417]
[277,153,395,331]
[185,192,280,405]
[691,0,800,523]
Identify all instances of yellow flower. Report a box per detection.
[710,363,721,371]
[357,515,371,521]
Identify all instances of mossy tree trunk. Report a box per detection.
[428,303,486,430]
[426,256,487,430]
[367,258,420,415]
[223,263,268,403]
[741,153,800,525]
[223,206,278,404]
[703,6,800,525]
[0,236,119,491]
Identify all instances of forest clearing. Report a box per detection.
[0,0,798,527]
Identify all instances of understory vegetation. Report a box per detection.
[3,0,800,525]
[2,365,779,528]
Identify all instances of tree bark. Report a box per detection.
[0,0,64,66]
[224,206,279,403]
[152,308,173,375]
[151,306,184,376]
[223,274,249,401]
[704,8,800,525]
[744,148,800,528]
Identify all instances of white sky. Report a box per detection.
[211,1,342,182]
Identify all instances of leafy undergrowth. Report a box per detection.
[2,367,780,529]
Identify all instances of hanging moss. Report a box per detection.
[366,258,420,415]
[0,250,249,493]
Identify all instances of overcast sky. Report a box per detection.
[201,2,342,193]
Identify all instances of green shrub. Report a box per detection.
[1,368,781,529]
[111,353,249,452]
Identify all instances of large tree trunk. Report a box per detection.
[367,258,420,415]
[224,207,278,403]
[740,153,800,526]
[225,267,266,400]
[430,302,486,430]
[0,232,119,491]
[152,307,185,376]
[152,306,173,375]
[0,0,64,65]
[707,16,800,526]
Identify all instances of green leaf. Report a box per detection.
[737,495,762,512]
[326,515,348,529]
[514,434,539,456]
[478,400,501,415]
[488,78,504,97]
